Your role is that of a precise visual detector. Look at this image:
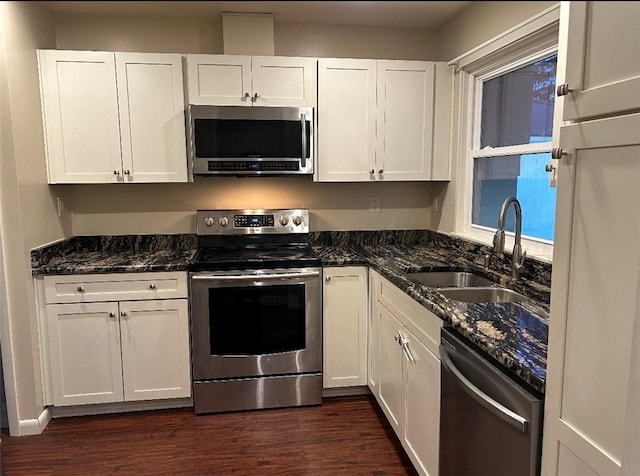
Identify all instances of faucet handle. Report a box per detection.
[514,249,527,272]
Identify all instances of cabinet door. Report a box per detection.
[251,56,317,107]
[542,113,640,475]
[561,2,640,121]
[377,303,404,432]
[38,50,122,183]
[368,272,381,396]
[186,54,252,106]
[403,328,440,476]
[323,267,368,388]
[317,58,377,182]
[47,302,123,406]
[116,53,188,183]
[376,61,435,181]
[120,299,191,401]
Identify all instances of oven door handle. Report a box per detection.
[191,270,320,281]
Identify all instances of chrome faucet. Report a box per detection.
[492,196,526,280]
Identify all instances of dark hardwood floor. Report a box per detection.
[2,395,417,476]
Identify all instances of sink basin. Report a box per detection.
[438,287,530,304]
[409,271,495,288]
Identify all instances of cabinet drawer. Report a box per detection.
[374,271,442,357]
[44,272,188,304]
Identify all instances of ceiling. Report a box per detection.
[43,1,471,29]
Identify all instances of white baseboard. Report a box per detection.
[18,407,52,436]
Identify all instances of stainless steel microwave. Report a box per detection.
[187,105,314,176]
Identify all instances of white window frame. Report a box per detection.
[451,4,560,263]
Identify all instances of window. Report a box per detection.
[472,54,557,242]
[451,6,560,261]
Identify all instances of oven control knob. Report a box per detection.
[204,217,214,227]
[293,215,303,226]
[219,216,229,227]
[279,216,289,226]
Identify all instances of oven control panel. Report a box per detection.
[196,209,309,235]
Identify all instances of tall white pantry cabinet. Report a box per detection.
[542,2,640,475]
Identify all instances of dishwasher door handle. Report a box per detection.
[440,344,529,433]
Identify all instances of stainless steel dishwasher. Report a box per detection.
[439,328,544,476]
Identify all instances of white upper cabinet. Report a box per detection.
[115,53,188,183]
[561,1,640,121]
[317,58,377,182]
[38,50,123,184]
[38,50,188,184]
[317,58,452,182]
[186,54,317,107]
[376,60,435,181]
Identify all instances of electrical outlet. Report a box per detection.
[369,196,380,212]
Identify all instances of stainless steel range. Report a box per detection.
[189,209,322,414]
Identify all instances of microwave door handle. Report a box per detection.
[300,113,307,169]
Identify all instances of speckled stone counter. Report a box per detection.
[311,230,551,395]
[32,230,551,394]
[31,234,197,275]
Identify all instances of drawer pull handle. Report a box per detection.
[149,283,156,289]
[77,286,84,293]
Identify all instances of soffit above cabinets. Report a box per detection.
[43,1,470,29]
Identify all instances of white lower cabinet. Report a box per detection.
[41,272,191,407]
[322,266,368,388]
[369,270,442,476]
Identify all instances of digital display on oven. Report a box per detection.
[234,214,274,227]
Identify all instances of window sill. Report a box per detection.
[451,231,553,265]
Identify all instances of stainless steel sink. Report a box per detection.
[437,287,530,304]
[409,271,495,288]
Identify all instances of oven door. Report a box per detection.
[190,267,322,380]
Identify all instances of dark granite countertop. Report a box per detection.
[313,242,549,395]
[31,231,550,394]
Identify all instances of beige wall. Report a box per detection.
[433,1,558,234]
[276,22,436,60]
[436,1,557,61]
[66,178,436,235]
[54,11,223,54]
[0,1,65,430]
[54,12,437,61]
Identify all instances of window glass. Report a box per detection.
[480,55,557,148]
[472,152,556,241]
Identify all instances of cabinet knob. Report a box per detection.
[77,286,84,293]
[124,170,131,175]
[378,169,383,174]
[109,312,116,318]
[551,148,567,160]
[243,92,250,99]
[370,169,375,174]
[120,311,127,318]
[325,276,331,282]
[556,83,572,96]
[149,283,156,289]
[113,170,120,175]
[252,92,260,102]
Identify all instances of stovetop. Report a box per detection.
[190,208,320,271]
[190,245,320,271]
